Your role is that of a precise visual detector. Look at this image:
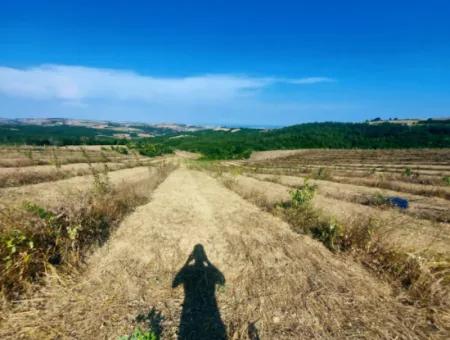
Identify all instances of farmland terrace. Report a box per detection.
[0,148,449,339]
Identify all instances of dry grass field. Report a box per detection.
[0,147,449,339]
[0,145,161,188]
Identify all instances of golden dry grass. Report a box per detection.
[1,149,449,339]
[0,169,442,339]
[212,170,450,333]
[0,145,160,188]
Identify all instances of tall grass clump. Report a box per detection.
[51,148,62,169]
[311,167,333,180]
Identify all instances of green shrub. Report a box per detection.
[119,307,164,340]
[91,164,112,195]
[403,167,412,177]
[118,327,159,340]
[310,219,345,251]
[289,180,317,206]
[443,176,450,186]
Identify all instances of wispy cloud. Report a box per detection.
[284,77,335,84]
[0,64,334,103]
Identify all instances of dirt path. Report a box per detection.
[0,169,440,339]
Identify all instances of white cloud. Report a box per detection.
[285,77,335,84]
[0,64,334,103]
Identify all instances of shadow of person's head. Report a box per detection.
[190,243,208,267]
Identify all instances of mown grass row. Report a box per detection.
[188,162,449,331]
[279,183,449,313]
[0,160,156,189]
[0,149,130,168]
[0,146,155,188]
[0,162,176,299]
[241,164,450,200]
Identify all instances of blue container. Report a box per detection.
[388,197,409,209]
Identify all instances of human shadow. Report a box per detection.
[172,244,227,340]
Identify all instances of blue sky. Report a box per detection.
[1,0,449,126]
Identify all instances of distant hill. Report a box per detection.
[1,118,449,159]
[0,118,205,145]
[368,117,450,126]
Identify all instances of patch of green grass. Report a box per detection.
[119,307,164,340]
[118,327,159,340]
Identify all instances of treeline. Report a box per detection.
[126,141,174,157]
[0,124,126,145]
[2,121,449,160]
[147,122,450,159]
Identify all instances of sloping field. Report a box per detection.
[251,173,450,222]
[0,145,158,188]
[0,169,440,339]
[248,149,450,190]
[0,166,157,208]
[226,174,450,255]
[0,146,133,167]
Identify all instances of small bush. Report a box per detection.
[281,204,346,252]
[402,167,418,178]
[365,192,391,207]
[403,167,412,177]
[443,176,450,186]
[91,164,112,195]
[120,307,164,340]
[119,327,159,340]
[310,219,345,251]
[289,180,317,207]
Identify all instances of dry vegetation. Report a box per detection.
[243,149,450,199]
[188,149,450,335]
[0,145,160,188]
[0,168,442,339]
[0,160,177,301]
[1,147,449,339]
[0,145,178,301]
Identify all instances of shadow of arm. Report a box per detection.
[207,260,225,286]
[172,267,186,288]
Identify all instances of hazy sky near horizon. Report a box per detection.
[1,0,450,126]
